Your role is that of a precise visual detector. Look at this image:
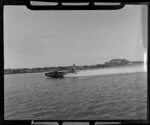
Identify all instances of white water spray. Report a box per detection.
[64,64,145,77]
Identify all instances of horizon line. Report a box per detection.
[4,59,144,70]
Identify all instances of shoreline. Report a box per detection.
[4,61,144,75]
[4,66,146,77]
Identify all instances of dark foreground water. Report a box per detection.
[4,66,147,120]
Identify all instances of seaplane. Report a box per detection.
[45,64,77,78]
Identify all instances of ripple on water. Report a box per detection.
[5,71,147,120]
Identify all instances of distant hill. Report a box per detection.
[105,59,130,65]
[105,59,143,66]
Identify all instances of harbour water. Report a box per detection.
[4,64,147,120]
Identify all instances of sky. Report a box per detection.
[4,5,147,69]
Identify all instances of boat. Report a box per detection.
[45,64,77,78]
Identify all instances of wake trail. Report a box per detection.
[64,65,145,77]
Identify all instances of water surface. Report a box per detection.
[4,65,147,120]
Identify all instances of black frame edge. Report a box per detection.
[0,1,149,125]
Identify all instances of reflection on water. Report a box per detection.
[4,64,147,120]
